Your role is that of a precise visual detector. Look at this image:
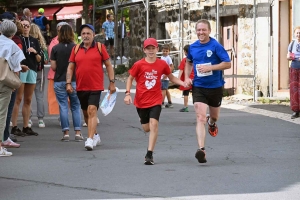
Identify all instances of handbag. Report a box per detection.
[0,57,22,89]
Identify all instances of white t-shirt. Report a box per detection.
[161,55,173,80]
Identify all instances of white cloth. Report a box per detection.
[161,55,173,80]
[0,35,25,72]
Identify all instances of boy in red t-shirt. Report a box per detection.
[124,38,187,165]
[178,45,194,112]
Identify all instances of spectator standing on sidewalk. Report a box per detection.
[47,22,69,116]
[178,44,194,112]
[287,26,300,119]
[160,44,174,108]
[184,19,231,164]
[32,8,50,44]
[102,14,115,57]
[51,24,83,142]
[29,23,48,128]
[11,18,41,137]
[124,38,187,165]
[117,16,127,60]
[0,20,26,156]
[66,24,116,151]
[21,8,31,23]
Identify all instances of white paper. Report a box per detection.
[196,63,213,77]
[100,87,119,116]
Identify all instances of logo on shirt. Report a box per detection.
[144,70,158,90]
[207,50,213,57]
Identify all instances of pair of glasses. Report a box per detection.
[23,24,30,28]
[296,44,300,52]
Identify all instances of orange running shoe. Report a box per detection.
[207,116,218,137]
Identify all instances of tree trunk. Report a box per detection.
[82,0,90,24]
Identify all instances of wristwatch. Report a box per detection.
[109,79,115,83]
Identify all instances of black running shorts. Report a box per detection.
[192,86,223,107]
[77,91,102,110]
[136,105,162,124]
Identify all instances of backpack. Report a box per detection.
[74,42,103,58]
[34,16,45,31]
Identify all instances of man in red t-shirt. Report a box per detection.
[178,44,194,112]
[124,38,187,165]
[66,24,116,151]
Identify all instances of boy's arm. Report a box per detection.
[124,75,134,105]
[167,73,187,88]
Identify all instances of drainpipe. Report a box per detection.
[179,0,183,63]
[216,0,220,42]
[93,0,95,28]
[253,0,257,101]
[146,0,149,38]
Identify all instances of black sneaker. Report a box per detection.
[195,149,207,163]
[22,127,39,136]
[144,155,154,165]
[291,112,299,119]
[11,126,25,137]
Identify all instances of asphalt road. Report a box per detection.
[1,68,300,200]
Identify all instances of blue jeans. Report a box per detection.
[54,81,81,132]
[3,90,17,141]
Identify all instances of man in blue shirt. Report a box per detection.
[102,14,115,57]
[184,19,231,164]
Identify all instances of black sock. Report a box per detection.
[146,150,153,157]
[168,101,172,104]
[200,147,205,151]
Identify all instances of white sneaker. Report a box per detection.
[10,121,12,127]
[82,122,87,127]
[97,118,100,124]
[122,56,127,59]
[85,138,93,151]
[93,134,101,147]
[28,120,33,128]
[38,120,45,128]
[117,56,121,60]
[0,147,13,156]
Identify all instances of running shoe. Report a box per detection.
[144,155,154,165]
[38,120,45,128]
[28,120,33,128]
[75,134,84,142]
[85,138,93,151]
[0,147,12,156]
[61,134,70,142]
[93,134,101,147]
[179,107,189,112]
[165,103,173,108]
[195,149,207,163]
[11,126,25,137]
[2,138,20,148]
[22,127,39,136]
[206,116,218,137]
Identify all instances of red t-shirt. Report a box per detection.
[129,58,171,108]
[178,57,194,90]
[69,42,110,91]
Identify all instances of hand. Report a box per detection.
[21,65,29,72]
[27,47,37,54]
[66,84,73,94]
[108,82,116,94]
[197,64,212,73]
[184,79,192,87]
[124,95,132,105]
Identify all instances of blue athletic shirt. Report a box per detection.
[187,37,230,88]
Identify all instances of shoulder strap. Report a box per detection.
[74,44,80,55]
[290,40,295,52]
[97,42,102,56]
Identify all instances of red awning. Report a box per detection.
[56,6,83,20]
[30,7,62,20]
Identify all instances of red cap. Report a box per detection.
[143,38,158,48]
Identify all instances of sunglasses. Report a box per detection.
[22,24,30,28]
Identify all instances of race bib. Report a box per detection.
[196,63,212,77]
